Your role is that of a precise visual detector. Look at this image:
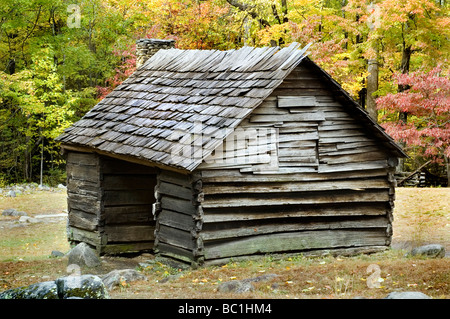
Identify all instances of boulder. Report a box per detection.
[19,216,40,223]
[0,275,109,299]
[410,244,445,258]
[101,269,147,290]
[66,242,102,268]
[0,281,58,299]
[55,275,109,299]
[385,291,431,299]
[50,250,65,258]
[217,274,279,294]
[2,209,27,217]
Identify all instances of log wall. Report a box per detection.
[195,64,397,265]
[66,151,158,254]
[153,170,204,267]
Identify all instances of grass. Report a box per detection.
[0,187,449,299]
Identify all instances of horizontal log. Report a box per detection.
[101,157,158,175]
[158,209,196,231]
[101,242,154,255]
[103,189,154,206]
[68,210,98,231]
[159,181,193,200]
[203,229,388,260]
[320,151,387,165]
[202,178,390,195]
[103,205,153,224]
[102,174,157,191]
[199,168,389,183]
[157,242,197,263]
[318,160,388,173]
[160,196,197,215]
[203,246,388,266]
[67,226,105,247]
[201,216,388,241]
[202,203,388,223]
[202,189,390,208]
[104,224,155,242]
[159,170,192,188]
[319,146,380,156]
[67,193,101,215]
[67,152,98,166]
[66,163,100,184]
[67,179,100,197]
[157,225,195,250]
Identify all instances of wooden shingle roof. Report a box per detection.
[57,43,311,171]
[57,42,405,172]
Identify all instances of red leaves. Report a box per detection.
[377,66,450,159]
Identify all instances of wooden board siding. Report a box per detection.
[66,151,158,254]
[153,170,204,266]
[66,152,104,249]
[194,63,397,265]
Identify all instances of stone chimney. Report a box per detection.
[135,39,176,68]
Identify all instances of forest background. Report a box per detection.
[0,0,448,186]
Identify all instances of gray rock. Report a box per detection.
[101,269,146,290]
[7,190,16,197]
[66,242,102,268]
[19,216,40,223]
[0,281,58,299]
[2,209,27,217]
[385,291,431,299]
[410,244,445,258]
[51,250,65,258]
[0,275,109,299]
[55,275,109,299]
[218,280,255,293]
[217,274,279,294]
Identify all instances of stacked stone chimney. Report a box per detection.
[135,39,176,68]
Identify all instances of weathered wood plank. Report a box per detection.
[102,242,154,254]
[250,112,325,122]
[160,196,197,215]
[159,181,192,200]
[201,216,388,241]
[202,189,390,208]
[157,225,195,250]
[277,96,318,107]
[318,160,388,173]
[103,205,153,224]
[200,168,389,183]
[101,157,158,175]
[102,174,157,190]
[103,189,154,206]
[67,193,101,215]
[68,210,98,231]
[104,224,155,242]
[158,209,196,231]
[202,203,388,223]
[203,229,388,259]
[202,178,390,195]
[66,163,100,184]
[319,151,387,165]
[67,152,99,166]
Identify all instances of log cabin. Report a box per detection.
[56,39,406,267]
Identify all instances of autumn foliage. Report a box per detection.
[377,67,450,161]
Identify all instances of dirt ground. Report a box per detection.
[0,187,449,299]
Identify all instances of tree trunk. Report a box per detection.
[366,59,379,122]
[445,156,450,188]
